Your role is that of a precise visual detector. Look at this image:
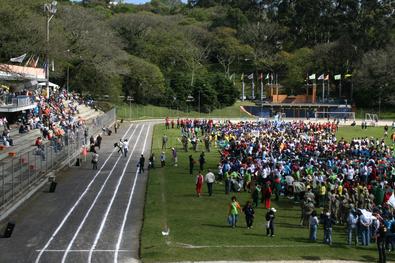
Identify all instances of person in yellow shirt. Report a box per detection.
[319,183,326,208]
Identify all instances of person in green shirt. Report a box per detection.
[227,196,241,228]
[243,170,252,192]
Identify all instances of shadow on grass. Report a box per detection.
[277,222,306,229]
[360,255,376,262]
[302,256,321,260]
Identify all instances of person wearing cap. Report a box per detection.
[265,207,276,237]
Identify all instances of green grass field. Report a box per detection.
[141,125,395,262]
[115,101,254,120]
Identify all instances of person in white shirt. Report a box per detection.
[205,169,215,196]
[123,139,129,157]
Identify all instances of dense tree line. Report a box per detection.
[0,0,394,110]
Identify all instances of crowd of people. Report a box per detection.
[170,117,395,262]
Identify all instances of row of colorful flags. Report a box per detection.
[308,73,352,81]
[9,53,54,71]
[236,73,353,81]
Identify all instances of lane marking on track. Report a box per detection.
[34,123,134,263]
[61,125,145,263]
[114,124,151,263]
[87,124,149,262]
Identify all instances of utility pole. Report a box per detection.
[44,1,57,99]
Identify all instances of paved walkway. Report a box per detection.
[0,122,154,263]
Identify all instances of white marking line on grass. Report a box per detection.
[87,124,149,262]
[61,125,144,263]
[114,124,151,263]
[36,249,131,253]
[174,242,324,249]
[34,123,134,263]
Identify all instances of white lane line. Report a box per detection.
[114,124,151,263]
[87,124,149,262]
[36,249,131,253]
[34,123,134,263]
[61,125,144,263]
[174,242,325,249]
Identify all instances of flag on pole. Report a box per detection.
[10,53,27,63]
[265,73,269,80]
[324,74,329,81]
[24,55,33,66]
[308,74,316,80]
[334,74,341,80]
[51,59,55,71]
[387,193,395,209]
[241,73,244,80]
[258,73,263,80]
[247,73,254,80]
[345,73,352,78]
[317,74,324,80]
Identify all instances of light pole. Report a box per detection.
[127,96,134,120]
[44,1,57,99]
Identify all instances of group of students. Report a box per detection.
[172,117,395,262]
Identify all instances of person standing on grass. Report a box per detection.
[262,181,272,209]
[195,171,204,197]
[322,211,335,245]
[171,147,178,166]
[189,155,195,175]
[266,207,276,236]
[227,196,241,228]
[160,151,166,167]
[347,208,359,245]
[309,210,319,241]
[205,169,215,196]
[199,152,205,171]
[243,201,255,229]
[162,134,168,150]
[91,150,99,170]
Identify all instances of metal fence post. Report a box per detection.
[11,158,14,201]
[1,163,4,206]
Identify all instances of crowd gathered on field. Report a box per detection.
[163,117,395,262]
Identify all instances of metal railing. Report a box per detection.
[0,108,116,212]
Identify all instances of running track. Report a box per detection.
[0,122,154,263]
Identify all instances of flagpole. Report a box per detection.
[260,78,263,102]
[322,79,325,102]
[242,79,245,102]
[251,78,255,100]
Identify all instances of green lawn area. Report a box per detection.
[336,126,393,145]
[141,125,395,262]
[115,101,254,120]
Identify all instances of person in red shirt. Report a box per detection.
[195,171,204,197]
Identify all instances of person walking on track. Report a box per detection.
[92,150,99,170]
[139,154,145,174]
[123,139,129,157]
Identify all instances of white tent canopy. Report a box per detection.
[38,81,59,89]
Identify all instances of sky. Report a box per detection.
[125,0,187,4]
